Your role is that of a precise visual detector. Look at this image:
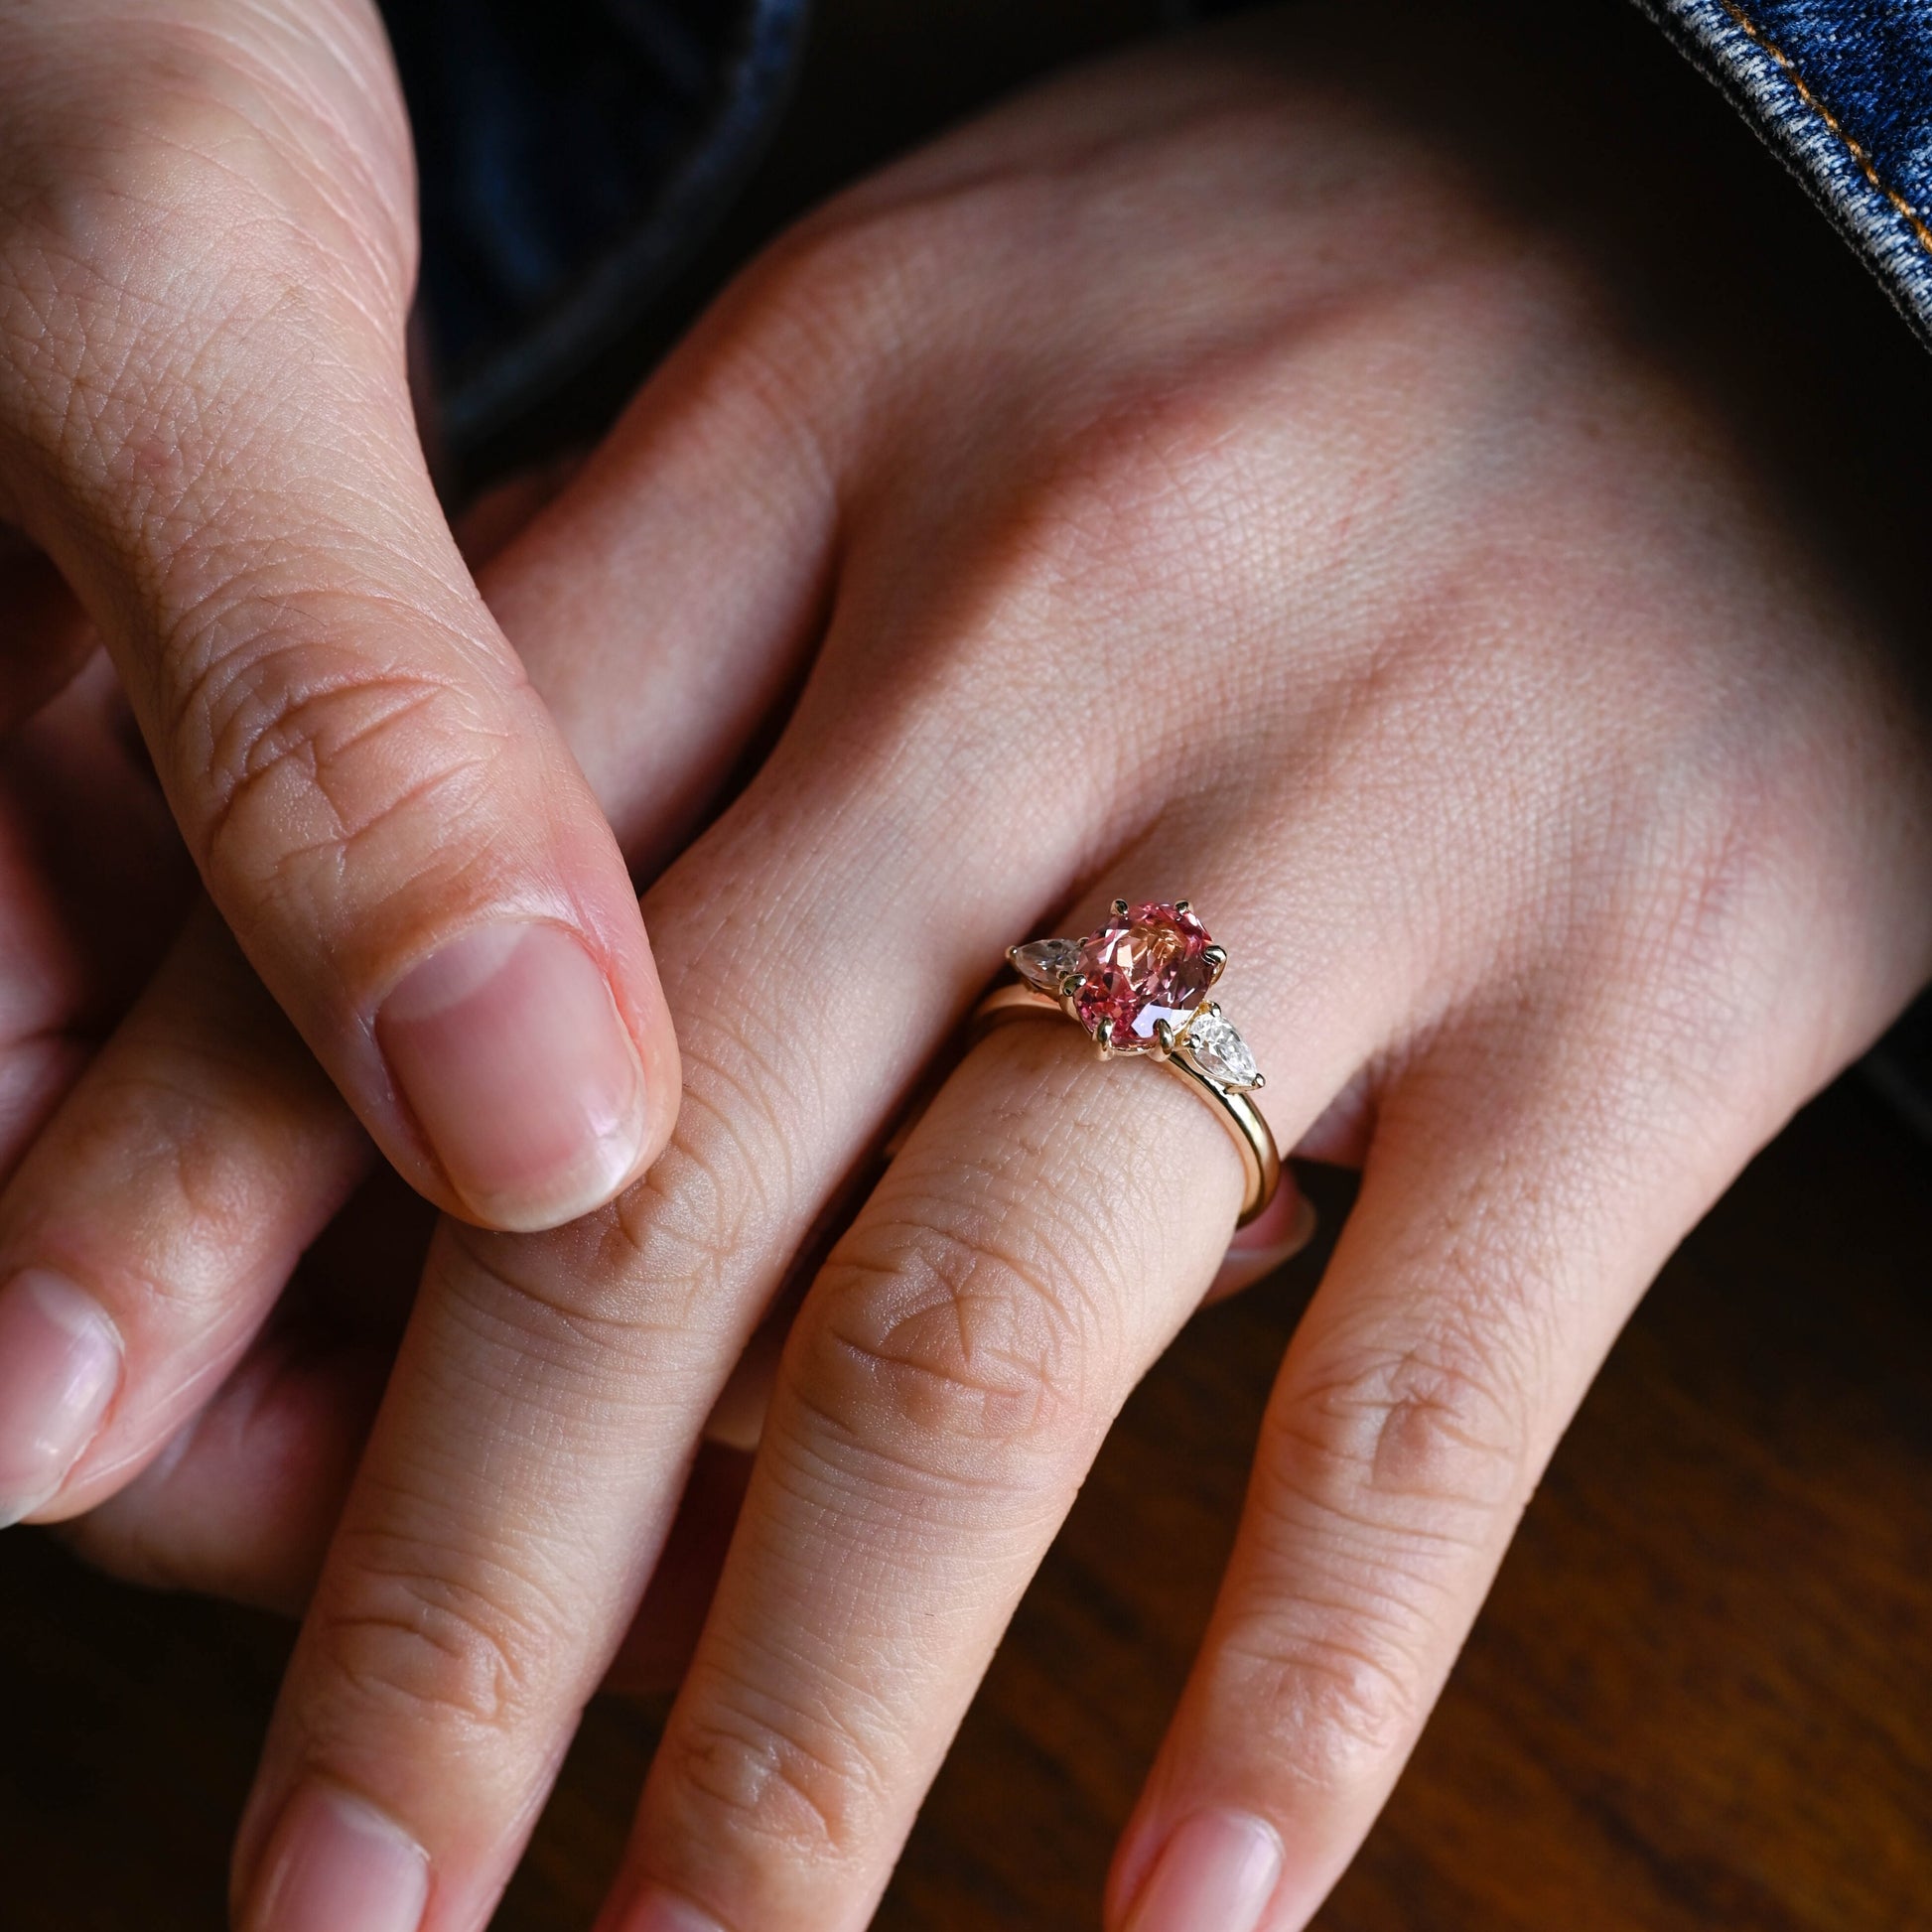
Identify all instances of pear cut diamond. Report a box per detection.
[1011,937,1084,993]
[1182,1006,1261,1089]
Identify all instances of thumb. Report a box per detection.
[0,0,677,1229]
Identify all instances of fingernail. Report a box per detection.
[1227,1185,1315,1260]
[0,1270,122,1528]
[244,1783,429,1932]
[602,1884,725,1932]
[1125,1810,1284,1932]
[1206,1190,1317,1306]
[378,922,648,1230]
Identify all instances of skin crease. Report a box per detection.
[6,3,1932,1931]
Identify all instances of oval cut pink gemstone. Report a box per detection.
[1073,901,1215,1051]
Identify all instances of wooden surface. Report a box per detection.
[4,1074,1930,1929]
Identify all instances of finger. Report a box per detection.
[593,891,1388,1932]
[59,1320,390,1615]
[0,8,674,1229]
[221,695,1117,1932]
[1101,1022,1755,1932]
[64,1316,749,1688]
[0,902,370,1528]
[0,258,845,1533]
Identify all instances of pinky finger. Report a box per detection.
[1106,1033,1737,1932]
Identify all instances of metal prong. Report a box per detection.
[1094,1017,1115,1059]
[1250,1072,1267,1091]
[1203,944,1229,982]
[1111,897,1130,917]
[1153,1019,1175,1060]
[1174,899,1191,915]
[1058,972,1087,1021]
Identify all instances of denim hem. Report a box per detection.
[1630,0,1932,350]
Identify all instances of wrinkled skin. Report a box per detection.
[14,5,1932,1932]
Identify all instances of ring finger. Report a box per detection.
[592,863,1404,1932]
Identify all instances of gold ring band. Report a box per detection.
[968,982,1283,1224]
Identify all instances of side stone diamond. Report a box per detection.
[1011,937,1084,993]
[1182,1006,1261,1089]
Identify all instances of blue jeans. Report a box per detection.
[1634,1,1932,349]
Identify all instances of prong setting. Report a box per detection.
[1202,943,1229,983]
[1058,972,1087,1022]
[1153,1018,1175,1060]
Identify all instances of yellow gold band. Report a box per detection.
[968,981,1283,1227]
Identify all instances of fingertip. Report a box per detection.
[1204,1186,1316,1305]
[238,1781,429,1932]
[0,1269,122,1528]
[376,920,667,1230]
[1112,1809,1284,1932]
[597,1885,726,1932]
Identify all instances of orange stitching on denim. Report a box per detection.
[1721,0,1932,257]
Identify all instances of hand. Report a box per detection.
[0,0,679,1274]
[35,4,1932,1928]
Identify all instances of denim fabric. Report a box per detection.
[379,0,809,456]
[1631,1,1932,348]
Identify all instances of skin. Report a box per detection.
[14,3,1932,1930]
[0,0,680,1240]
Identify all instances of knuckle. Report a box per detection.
[734,201,946,370]
[438,1217,690,1382]
[797,1208,1097,1481]
[599,1021,810,1328]
[1274,1311,1532,1517]
[309,1530,562,1741]
[170,610,502,922]
[432,1008,813,1372]
[667,1662,893,1868]
[65,1072,281,1309]
[1218,1613,1424,1795]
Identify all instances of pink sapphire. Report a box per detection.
[1072,901,1216,1051]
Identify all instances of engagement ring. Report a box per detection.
[972,899,1282,1224]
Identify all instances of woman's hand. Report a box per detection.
[33,4,1932,1928]
[0,0,680,1281]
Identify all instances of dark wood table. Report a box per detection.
[4,1074,1929,1930]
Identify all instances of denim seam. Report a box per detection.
[1720,0,1932,260]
